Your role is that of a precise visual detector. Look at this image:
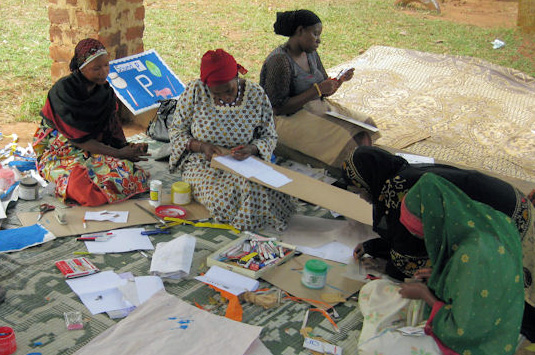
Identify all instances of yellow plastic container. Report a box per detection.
[171,181,191,205]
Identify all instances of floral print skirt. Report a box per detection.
[33,126,149,204]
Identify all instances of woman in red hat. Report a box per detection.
[169,49,295,232]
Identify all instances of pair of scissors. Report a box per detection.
[37,203,55,221]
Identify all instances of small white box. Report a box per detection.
[206,235,296,279]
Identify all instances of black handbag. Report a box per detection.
[146,99,177,142]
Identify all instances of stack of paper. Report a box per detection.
[150,234,196,279]
[195,265,259,295]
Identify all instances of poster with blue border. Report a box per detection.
[107,49,185,115]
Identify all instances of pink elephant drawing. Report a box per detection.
[154,87,173,99]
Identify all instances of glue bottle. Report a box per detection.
[149,180,162,207]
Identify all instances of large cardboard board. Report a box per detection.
[18,199,210,237]
[261,254,365,310]
[211,157,373,226]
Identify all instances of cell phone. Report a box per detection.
[336,68,353,80]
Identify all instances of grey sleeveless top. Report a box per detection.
[260,45,328,110]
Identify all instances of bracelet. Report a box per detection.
[313,83,322,97]
[186,138,193,151]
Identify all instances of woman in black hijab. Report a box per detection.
[343,145,535,341]
[34,38,150,206]
[343,146,533,279]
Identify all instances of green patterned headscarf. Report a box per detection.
[400,173,524,355]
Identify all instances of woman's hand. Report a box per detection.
[230,145,258,161]
[353,243,366,260]
[338,68,355,83]
[317,79,340,97]
[118,144,150,162]
[399,282,438,307]
[399,282,429,300]
[414,268,433,282]
[200,142,224,161]
[129,143,149,155]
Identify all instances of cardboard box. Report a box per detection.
[207,235,296,279]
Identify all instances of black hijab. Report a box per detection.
[342,146,407,203]
[343,146,527,232]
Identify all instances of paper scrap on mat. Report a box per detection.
[303,338,343,355]
[0,224,56,253]
[67,271,130,314]
[85,227,154,254]
[66,270,164,315]
[84,210,129,223]
[213,156,292,188]
[195,265,259,295]
[118,274,165,306]
[298,241,354,264]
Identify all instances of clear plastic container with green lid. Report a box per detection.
[301,259,328,289]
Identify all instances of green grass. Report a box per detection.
[1,0,533,123]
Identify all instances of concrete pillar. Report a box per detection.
[48,0,145,82]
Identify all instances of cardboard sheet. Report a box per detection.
[18,199,210,237]
[261,254,365,310]
[211,157,373,226]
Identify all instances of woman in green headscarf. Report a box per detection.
[358,173,524,355]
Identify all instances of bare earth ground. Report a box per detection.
[3,3,535,353]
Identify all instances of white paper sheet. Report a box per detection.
[84,210,129,223]
[213,156,292,188]
[214,156,258,178]
[326,110,380,132]
[195,265,259,295]
[395,152,435,164]
[270,215,378,249]
[66,271,130,314]
[66,271,165,315]
[150,234,196,279]
[85,227,154,254]
[298,241,354,264]
[258,168,293,188]
[135,276,165,304]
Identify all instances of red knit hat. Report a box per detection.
[200,49,247,87]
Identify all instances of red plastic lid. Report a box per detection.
[0,326,16,355]
[155,205,187,219]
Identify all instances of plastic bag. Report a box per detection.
[146,99,177,142]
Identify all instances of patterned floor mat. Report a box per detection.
[330,45,535,184]
[0,134,363,354]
